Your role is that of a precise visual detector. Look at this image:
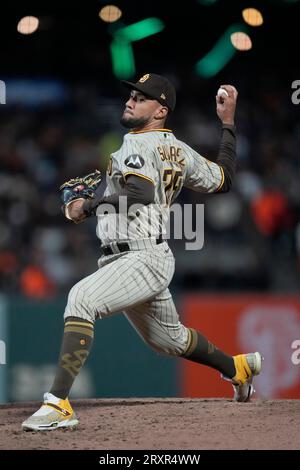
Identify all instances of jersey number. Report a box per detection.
[163,168,183,205]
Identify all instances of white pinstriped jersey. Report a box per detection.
[96,129,224,243]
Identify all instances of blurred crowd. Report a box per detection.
[1,78,300,298]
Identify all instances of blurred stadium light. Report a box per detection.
[195,23,248,78]
[110,18,164,79]
[17,16,39,35]
[231,32,252,51]
[110,38,135,79]
[99,4,122,23]
[3,79,68,107]
[242,8,264,27]
[113,17,164,42]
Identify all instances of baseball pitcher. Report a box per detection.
[22,73,262,431]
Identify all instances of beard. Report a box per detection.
[120,113,149,129]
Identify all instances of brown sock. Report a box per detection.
[50,316,94,399]
[182,328,236,378]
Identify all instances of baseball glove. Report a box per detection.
[60,169,102,213]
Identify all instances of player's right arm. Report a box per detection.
[184,84,238,193]
[215,84,238,192]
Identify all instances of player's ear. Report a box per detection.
[155,106,168,120]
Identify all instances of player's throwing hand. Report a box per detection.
[216,84,238,126]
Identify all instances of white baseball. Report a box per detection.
[217,88,229,98]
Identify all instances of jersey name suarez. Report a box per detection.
[96,129,223,244]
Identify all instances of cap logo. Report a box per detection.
[160,93,166,100]
[139,74,150,83]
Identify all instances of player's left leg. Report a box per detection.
[21,315,93,431]
[22,244,175,431]
[124,291,262,401]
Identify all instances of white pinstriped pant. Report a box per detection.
[64,242,189,356]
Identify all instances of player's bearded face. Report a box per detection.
[120,91,159,129]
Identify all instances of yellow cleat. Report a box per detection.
[231,352,263,402]
[22,393,79,431]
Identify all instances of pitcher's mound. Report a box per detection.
[0,398,299,450]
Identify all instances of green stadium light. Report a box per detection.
[110,18,165,79]
[114,17,164,42]
[195,23,248,78]
[110,38,135,79]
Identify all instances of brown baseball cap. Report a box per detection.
[121,73,176,112]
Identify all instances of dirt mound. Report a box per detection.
[0,398,299,450]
